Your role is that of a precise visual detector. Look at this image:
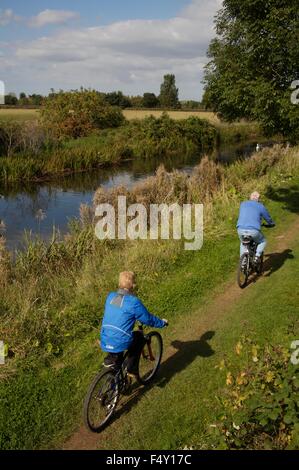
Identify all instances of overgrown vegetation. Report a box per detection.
[0,145,299,449]
[0,114,217,183]
[40,90,124,139]
[212,341,299,449]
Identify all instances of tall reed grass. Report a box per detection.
[0,144,298,370]
[0,115,217,183]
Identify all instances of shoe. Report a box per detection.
[254,255,260,265]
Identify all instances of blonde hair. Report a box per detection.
[119,271,135,290]
[250,191,260,201]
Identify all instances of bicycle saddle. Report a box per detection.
[241,235,254,244]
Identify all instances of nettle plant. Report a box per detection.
[212,338,299,450]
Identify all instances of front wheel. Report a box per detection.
[237,253,249,289]
[83,370,119,432]
[137,332,163,385]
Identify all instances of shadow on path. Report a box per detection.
[263,249,294,277]
[243,249,294,288]
[112,331,215,423]
[265,185,299,214]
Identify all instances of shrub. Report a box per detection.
[40,89,124,139]
[212,340,299,450]
[0,120,50,158]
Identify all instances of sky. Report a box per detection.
[0,0,222,100]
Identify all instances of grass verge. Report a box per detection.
[0,146,298,449]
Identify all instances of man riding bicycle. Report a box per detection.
[100,271,168,378]
[237,191,275,264]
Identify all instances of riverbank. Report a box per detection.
[0,114,217,183]
[0,144,298,449]
[0,111,269,184]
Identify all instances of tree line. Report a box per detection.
[4,75,203,110]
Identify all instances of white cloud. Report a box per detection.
[0,9,21,26]
[29,9,80,28]
[3,1,222,99]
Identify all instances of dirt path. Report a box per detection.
[63,215,299,450]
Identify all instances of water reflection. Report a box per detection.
[0,140,276,251]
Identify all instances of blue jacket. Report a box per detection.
[237,200,274,231]
[100,289,165,353]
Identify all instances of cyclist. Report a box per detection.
[100,271,168,378]
[237,191,275,264]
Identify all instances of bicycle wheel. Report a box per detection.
[83,370,119,432]
[137,332,163,385]
[237,253,249,288]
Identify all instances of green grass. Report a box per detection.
[85,185,299,450]
[0,148,299,449]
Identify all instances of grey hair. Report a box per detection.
[250,191,260,201]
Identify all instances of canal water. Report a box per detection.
[0,140,274,251]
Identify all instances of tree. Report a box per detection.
[159,74,180,109]
[19,92,31,106]
[104,91,131,108]
[130,95,143,108]
[40,89,124,139]
[4,94,18,105]
[181,100,202,110]
[203,0,299,142]
[142,93,159,108]
[29,94,44,106]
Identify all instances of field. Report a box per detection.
[0,107,220,124]
[0,108,39,122]
[123,109,220,124]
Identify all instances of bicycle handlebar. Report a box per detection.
[262,223,275,228]
[137,320,169,329]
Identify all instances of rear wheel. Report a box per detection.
[237,253,249,288]
[137,332,163,385]
[83,370,119,432]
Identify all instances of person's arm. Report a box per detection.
[133,298,166,328]
[261,204,275,226]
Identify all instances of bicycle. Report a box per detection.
[237,223,275,289]
[83,323,164,433]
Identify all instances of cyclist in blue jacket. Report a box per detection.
[237,191,275,263]
[100,271,168,377]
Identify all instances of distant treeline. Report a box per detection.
[3,74,204,110]
[3,90,204,110]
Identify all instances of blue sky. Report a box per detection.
[0,1,222,99]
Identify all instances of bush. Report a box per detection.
[40,89,124,139]
[0,120,50,158]
[212,340,299,450]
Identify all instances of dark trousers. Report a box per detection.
[104,331,146,374]
[126,331,146,374]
